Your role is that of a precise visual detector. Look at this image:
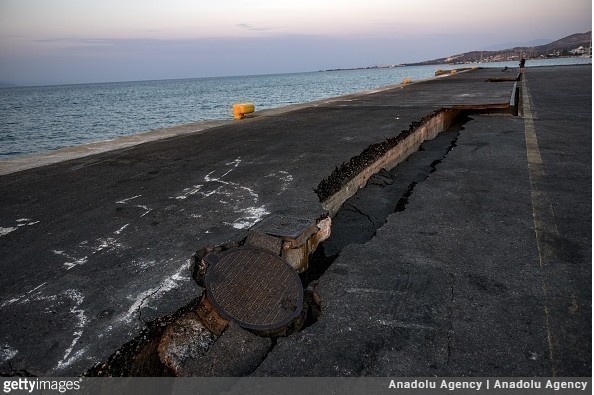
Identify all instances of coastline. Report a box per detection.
[1,59,589,175]
[0,71,448,176]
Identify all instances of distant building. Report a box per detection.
[569,46,589,55]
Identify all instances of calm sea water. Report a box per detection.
[0,57,590,158]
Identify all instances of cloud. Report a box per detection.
[236,23,270,32]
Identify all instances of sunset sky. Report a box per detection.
[0,0,591,85]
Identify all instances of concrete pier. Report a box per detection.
[0,65,590,377]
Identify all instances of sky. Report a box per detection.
[0,0,591,85]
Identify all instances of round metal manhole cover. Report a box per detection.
[204,247,303,331]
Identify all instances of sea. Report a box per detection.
[0,57,590,159]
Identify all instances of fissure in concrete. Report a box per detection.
[316,108,461,217]
[86,235,322,377]
[307,115,468,282]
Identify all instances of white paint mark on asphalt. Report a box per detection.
[47,204,133,273]
[204,172,259,200]
[1,296,22,308]
[277,171,293,182]
[33,294,58,303]
[114,224,129,235]
[229,206,270,229]
[138,205,152,217]
[57,348,87,371]
[174,184,204,200]
[202,157,259,201]
[92,237,123,253]
[221,157,242,177]
[15,220,39,227]
[120,259,191,323]
[0,345,18,363]
[171,156,270,229]
[0,285,88,370]
[1,218,40,237]
[0,227,17,237]
[133,259,157,271]
[116,195,142,204]
[28,282,47,295]
[265,170,293,193]
[116,195,152,217]
[56,289,88,370]
[116,195,153,217]
[54,235,126,270]
[54,250,89,270]
[202,185,224,197]
[1,283,55,308]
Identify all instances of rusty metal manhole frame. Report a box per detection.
[204,246,304,331]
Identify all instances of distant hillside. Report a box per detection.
[482,38,551,51]
[407,31,592,65]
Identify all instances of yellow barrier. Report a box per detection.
[233,103,255,120]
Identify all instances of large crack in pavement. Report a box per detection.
[82,110,503,377]
[313,115,470,265]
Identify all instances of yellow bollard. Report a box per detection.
[233,103,255,120]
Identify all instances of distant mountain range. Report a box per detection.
[406,31,592,66]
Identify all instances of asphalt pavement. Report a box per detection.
[254,65,591,377]
[0,65,589,377]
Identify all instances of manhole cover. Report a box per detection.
[250,214,314,239]
[204,247,303,331]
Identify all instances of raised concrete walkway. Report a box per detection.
[0,65,589,377]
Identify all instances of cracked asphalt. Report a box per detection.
[0,66,589,377]
[254,65,591,377]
